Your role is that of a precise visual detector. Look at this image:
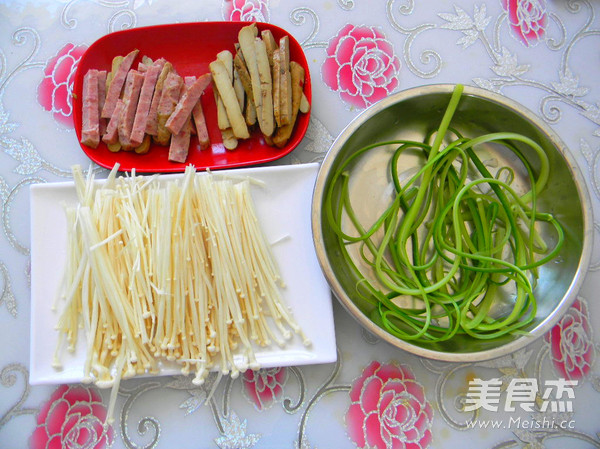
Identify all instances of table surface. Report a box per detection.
[1,1,599,448]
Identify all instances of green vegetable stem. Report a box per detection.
[324,84,564,344]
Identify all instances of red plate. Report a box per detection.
[73,22,311,173]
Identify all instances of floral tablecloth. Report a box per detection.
[1,0,599,448]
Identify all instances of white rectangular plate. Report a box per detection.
[29,163,336,385]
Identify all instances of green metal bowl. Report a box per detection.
[312,84,593,362]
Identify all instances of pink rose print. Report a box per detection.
[222,0,269,22]
[38,43,87,127]
[322,24,400,110]
[501,0,548,47]
[30,384,114,449]
[545,297,595,381]
[346,361,433,449]
[242,367,287,411]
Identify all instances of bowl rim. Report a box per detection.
[311,83,594,362]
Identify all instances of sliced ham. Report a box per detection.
[82,48,218,161]
[130,58,166,147]
[157,72,183,111]
[101,49,139,118]
[192,100,210,149]
[97,70,107,135]
[102,99,124,145]
[155,72,183,146]
[117,70,145,150]
[146,62,173,136]
[168,78,195,163]
[165,73,212,135]
[183,76,197,136]
[80,69,100,148]
[168,120,193,163]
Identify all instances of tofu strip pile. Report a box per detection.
[210,24,310,150]
[53,164,308,392]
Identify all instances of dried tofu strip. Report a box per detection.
[54,165,307,423]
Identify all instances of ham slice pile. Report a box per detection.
[80,50,212,164]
